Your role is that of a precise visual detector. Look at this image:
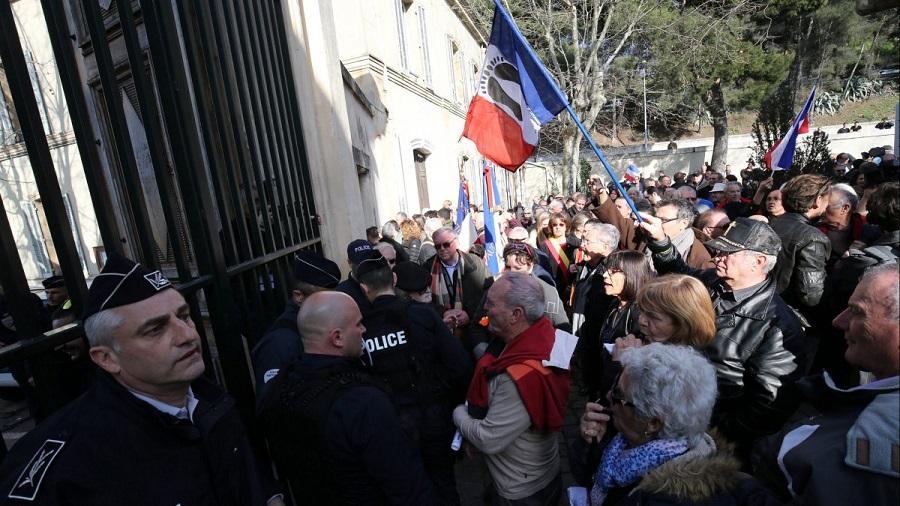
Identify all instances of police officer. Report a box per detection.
[258,291,435,504]
[0,254,280,505]
[356,250,473,505]
[251,250,340,399]
[335,239,376,313]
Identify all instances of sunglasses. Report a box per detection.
[610,373,635,408]
[435,239,456,250]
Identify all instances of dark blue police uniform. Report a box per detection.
[0,371,275,505]
[251,300,302,401]
[258,353,435,505]
[363,295,473,505]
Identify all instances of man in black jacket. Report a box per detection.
[251,251,341,401]
[258,291,435,505]
[769,174,831,315]
[356,251,472,505]
[0,255,280,506]
[638,215,812,461]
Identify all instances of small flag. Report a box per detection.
[624,164,641,184]
[461,1,567,171]
[482,162,504,210]
[482,169,504,275]
[455,179,477,250]
[765,87,817,171]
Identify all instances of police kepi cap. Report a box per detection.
[81,253,173,321]
[346,239,374,265]
[292,251,341,289]
[41,275,65,289]
[704,217,781,256]
[394,261,430,293]
[355,250,390,279]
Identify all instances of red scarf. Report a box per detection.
[465,317,570,432]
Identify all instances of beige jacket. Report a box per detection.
[453,373,560,500]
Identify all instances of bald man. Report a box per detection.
[258,292,435,505]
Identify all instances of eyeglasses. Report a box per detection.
[551,222,567,228]
[435,239,456,250]
[657,216,680,224]
[610,373,635,408]
[712,250,743,260]
[603,267,623,276]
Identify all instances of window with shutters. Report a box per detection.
[21,200,53,278]
[416,6,431,86]
[447,37,464,104]
[394,0,409,71]
[91,66,196,270]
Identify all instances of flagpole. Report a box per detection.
[492,0,643,222]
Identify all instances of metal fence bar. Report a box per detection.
[40,0,123,256]
[0,0,88,310]
[236,0,299,248]
[141,0,256,420]
[270,0,321,242]
[81,0,158,268]
[114,0,194,282]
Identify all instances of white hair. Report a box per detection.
[861,263,900,320]
[619,343,718,445]
[499,272,545,323]
[83,308,124,350]
[830,183,859,212]
[584,221,620,250]
[761,253,778,274]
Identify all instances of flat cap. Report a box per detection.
[82,254,173,321]
[394,261,431,293]
[41,275,65,289]
[705,217,781,256]
[292,251,341,289]
[355,250,390,279]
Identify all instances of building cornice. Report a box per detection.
[341,54,468,120]
[447,0,488,46]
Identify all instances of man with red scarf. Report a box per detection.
[453,272,575,504]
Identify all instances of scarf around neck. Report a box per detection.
[465,317,571,432]
[590,433,689,505]
[671,227,695,260]
[431,253,465,312]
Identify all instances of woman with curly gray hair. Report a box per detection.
[571,343,769,505]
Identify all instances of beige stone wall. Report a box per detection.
[281,0,367,270]
[332,0,488,222]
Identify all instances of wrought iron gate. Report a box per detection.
[0,0,320,456]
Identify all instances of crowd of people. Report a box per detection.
[0,141,897,505]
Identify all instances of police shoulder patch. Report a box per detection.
[8,439,65,501]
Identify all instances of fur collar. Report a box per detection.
[634,432,741,502]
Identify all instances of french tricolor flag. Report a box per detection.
[765,87,816,171]
[461,1,567,171]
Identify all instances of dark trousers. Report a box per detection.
[490,473,562,506]
[399,403,460,506]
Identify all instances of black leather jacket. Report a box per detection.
[647,237,813,449]
[769,213,830,310]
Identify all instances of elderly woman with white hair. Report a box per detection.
[570,344,768,506]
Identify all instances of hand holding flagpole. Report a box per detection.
[460,0,642,223]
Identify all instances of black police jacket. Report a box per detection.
[258,354,435,505]
[647,237,813,450]
[362,295,473,407]
[770,212,830,310]
[0,371,275,505]
[251,300,302,402]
